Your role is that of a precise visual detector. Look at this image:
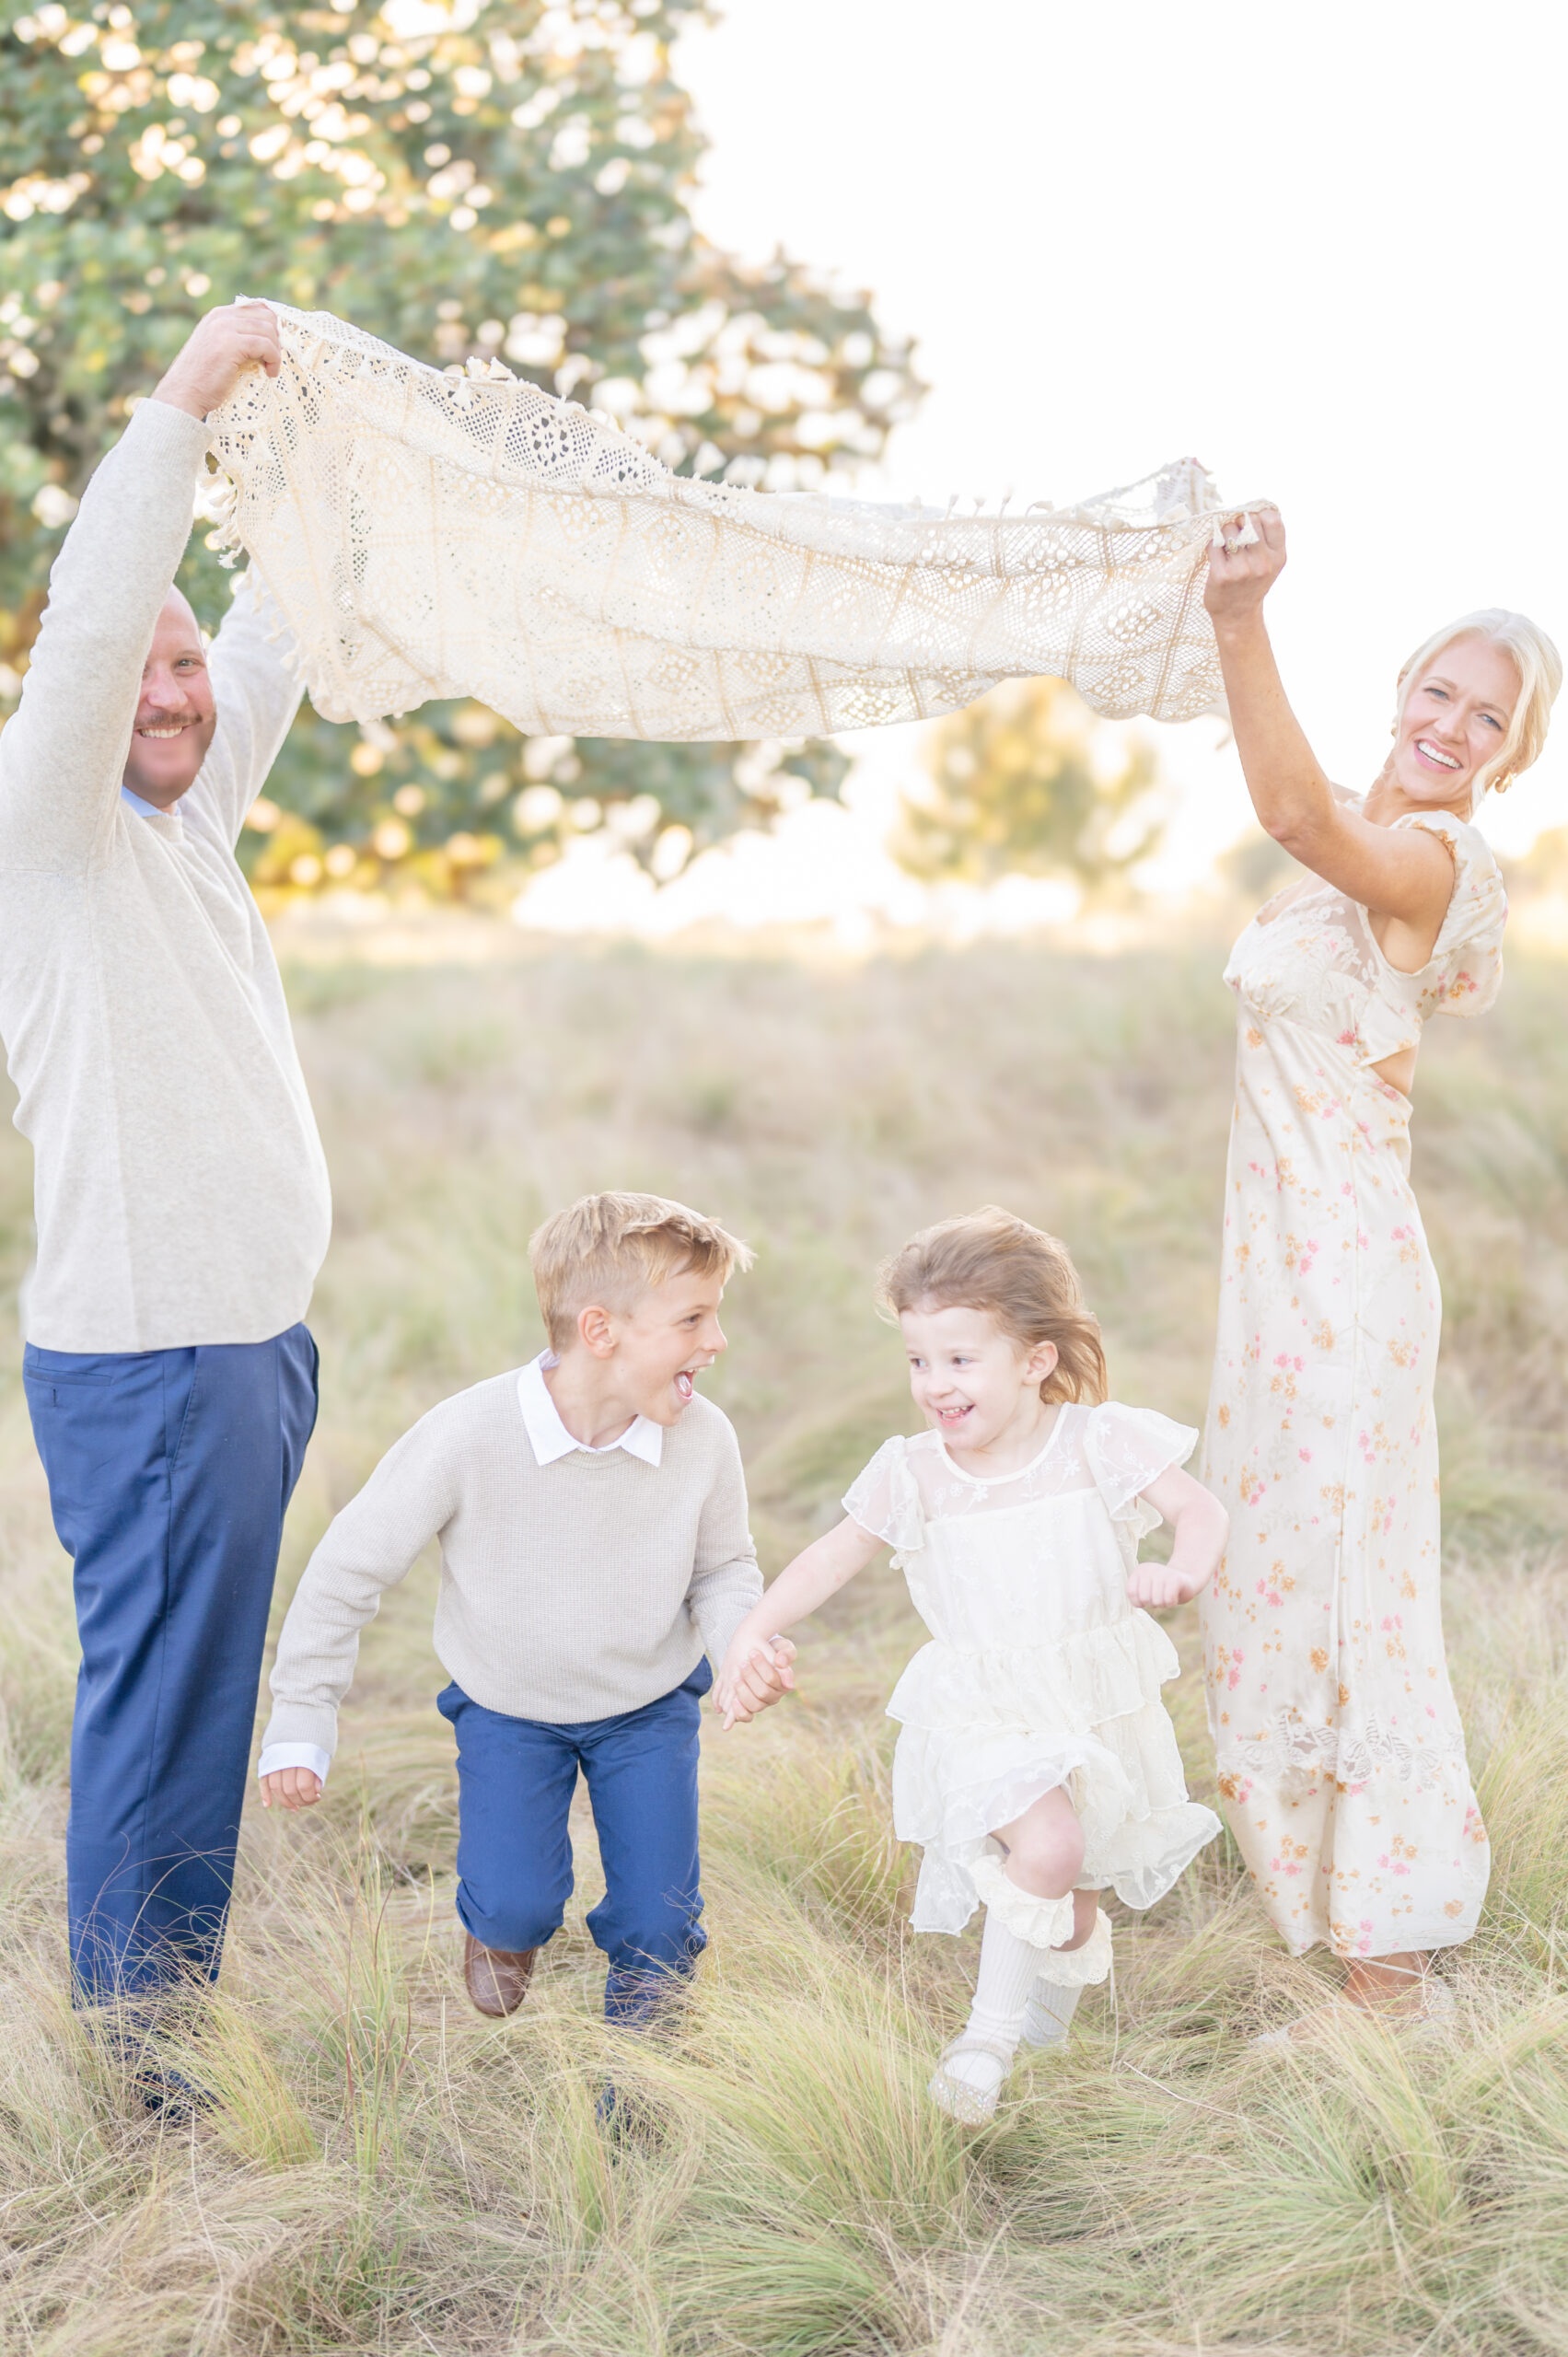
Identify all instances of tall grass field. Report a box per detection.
[2,925,1567,2355]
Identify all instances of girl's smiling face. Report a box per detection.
[1393,633,1520,813]
[900,1299,1060,1456]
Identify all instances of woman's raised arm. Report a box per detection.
[1204,515,1456,939]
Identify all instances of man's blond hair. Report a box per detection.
[529,1190,752,1351]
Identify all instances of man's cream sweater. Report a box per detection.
[0,399,331,1351]
[261,1373,762,1753]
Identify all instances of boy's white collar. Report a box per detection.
[517,1352,664,1468]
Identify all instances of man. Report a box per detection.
[0,302,330,2016]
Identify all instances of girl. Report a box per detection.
[717,1207,1227,2124]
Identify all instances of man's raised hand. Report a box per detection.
[154,299,282,422]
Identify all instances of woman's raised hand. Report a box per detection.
[1202,507,1286,628]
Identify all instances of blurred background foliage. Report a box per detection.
[895,679,1167,897]
[0,0,912,891]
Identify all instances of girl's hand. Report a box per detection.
[1128,1558,1206,1609]
[1202,507,1285,629]
[716,1636,797,1729]
[1128,1464,1228,1609]
[260,1765,321,1811]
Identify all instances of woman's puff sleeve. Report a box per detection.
[1397,810,1506,1020]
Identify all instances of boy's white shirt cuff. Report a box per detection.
[258,1741,331,1786]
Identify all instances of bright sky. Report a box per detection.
[522,0,1568,932]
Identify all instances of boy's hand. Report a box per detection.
[1127,1560,1205,1609]
[261,1765,322,1811]
[716,1636,797,1730]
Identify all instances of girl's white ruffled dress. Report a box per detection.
[845,1404,1222,1948]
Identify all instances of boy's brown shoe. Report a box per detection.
[464,1933,538,2017]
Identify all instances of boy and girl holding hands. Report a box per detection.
[262,1187,1227,2124]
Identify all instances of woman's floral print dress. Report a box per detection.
[1200,808,1503,1957]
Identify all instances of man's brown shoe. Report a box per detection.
[464,1933,538,2018]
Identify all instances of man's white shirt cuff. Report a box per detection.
[258,1741,331,1786]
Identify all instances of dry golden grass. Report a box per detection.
[2,926,1567,2355]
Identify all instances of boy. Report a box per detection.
[259,1190,789,2022]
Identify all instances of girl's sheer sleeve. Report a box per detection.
[842,1436,924,1556]
[1083,1403,1199,1543]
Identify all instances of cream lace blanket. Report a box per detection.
[205,302,1258,738]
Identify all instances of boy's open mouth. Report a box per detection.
[675,1371,694,1401]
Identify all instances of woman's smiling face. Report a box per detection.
[1393,633,1520,813]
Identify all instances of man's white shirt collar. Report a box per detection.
[517,1352,664,1468]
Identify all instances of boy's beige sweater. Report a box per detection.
[261,1373,762,1751]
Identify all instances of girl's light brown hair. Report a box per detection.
[878,1206,1108,1406]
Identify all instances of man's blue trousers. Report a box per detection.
[24,1326,319,2004]
[439,1663,710,2024]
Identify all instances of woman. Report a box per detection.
[1198,514,1559,2017]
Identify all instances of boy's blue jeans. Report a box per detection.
[438,1662,710,2025]
[23,1327,319,2005]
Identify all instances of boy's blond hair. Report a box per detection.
[529,1190,752,1352]
[878,1205,1108,1406]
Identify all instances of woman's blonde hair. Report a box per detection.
[1396,609,1562,797]
[878,1206,1107,1406]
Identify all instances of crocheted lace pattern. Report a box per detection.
[204,302,1261,737]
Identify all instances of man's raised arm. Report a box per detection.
[198,568,308,850]
[0,303,281,870]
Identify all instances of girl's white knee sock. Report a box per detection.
[970,1907,1041,2042]
[937,1910,1042,2105]
[1021,1979,1083,2048]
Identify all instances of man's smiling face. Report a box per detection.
[122,586,216,810]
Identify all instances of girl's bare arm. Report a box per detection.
[715,1515,884,1726]
[1126,1466,1228,1608]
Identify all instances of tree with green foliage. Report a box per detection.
[0,0,920,893]
[893,679,1167,898]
